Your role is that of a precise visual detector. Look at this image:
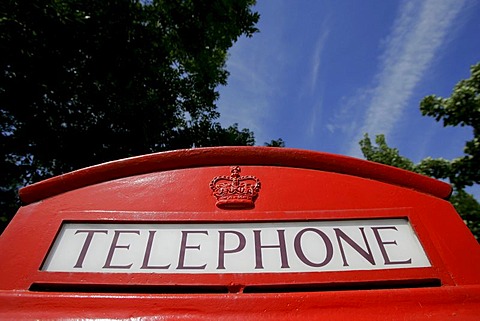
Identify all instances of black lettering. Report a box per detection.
[141,230,171,269]
[177,231,208,269]
[372,226,412,265]
[254,229,289,269]
[217,230,246,269]
[103,230,140,269]
[74,230,108,268]
[294,228,333,267]
[334,227,375,266]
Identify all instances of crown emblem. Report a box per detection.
[210,166,261,209]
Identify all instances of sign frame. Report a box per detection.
[29,207,450,292]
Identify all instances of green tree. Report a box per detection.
[0,0,259,232]
[419,63,480,189]
[264,138,285,147]
[359,61,480,239]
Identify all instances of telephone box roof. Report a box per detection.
[19,146,452,204]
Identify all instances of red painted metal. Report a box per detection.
[0,147,479,320]
[19,146,453,204]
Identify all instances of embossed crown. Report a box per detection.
[210,166,261,209]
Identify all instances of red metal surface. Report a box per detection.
[19,146,452,204]
[1,147,479,320]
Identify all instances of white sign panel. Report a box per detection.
[43,219,430,273]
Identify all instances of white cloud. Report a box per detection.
[216,38,277,145]
[306,27,330,138]
[216,2,289,145]
[346,0,467,157]
[309,27,330,94]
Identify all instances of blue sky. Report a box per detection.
[217,0,480,197]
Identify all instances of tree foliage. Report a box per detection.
[359,62,480,239]
[0,0,259,232]
[360,134,415,171]
[264,138,286,147]
[419,63,480,189]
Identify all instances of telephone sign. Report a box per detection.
[43,219,430,274]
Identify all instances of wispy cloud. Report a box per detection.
[346,0,466,157]
[216,3,289,145]
[309,27,330,94]
[216,36,276,144]
[307,27,330,137]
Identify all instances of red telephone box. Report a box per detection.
[1,147,479,320]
